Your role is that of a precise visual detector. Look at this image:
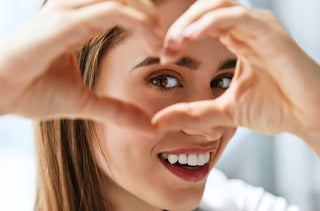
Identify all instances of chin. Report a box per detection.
[163,197,202,211]
[158,184,205,211]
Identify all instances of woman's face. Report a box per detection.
[94,0,237,210]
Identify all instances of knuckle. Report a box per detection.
[235,6,250,19]
[137,14,153,26]
[183,103,202,123]
[103,2,123,15]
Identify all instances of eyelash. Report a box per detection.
[211,74,234,90]
[147,72,234,92]
[147,74,183,92]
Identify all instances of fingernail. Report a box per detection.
[160,55,171,65]
[160,47,178,64]
[160,54,180,65]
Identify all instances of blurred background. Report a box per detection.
[0,0,319,210]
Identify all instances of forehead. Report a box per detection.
[101,35,234,80]
[99,0,235,76]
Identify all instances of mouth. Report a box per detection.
[158,149,215,182]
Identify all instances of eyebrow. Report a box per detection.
[218,58,237,70]
[132,56,237,72]
[132,56,201,71]
[152,0,167,4]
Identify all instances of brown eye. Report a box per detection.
[150,75,179,88]
[211,76,232,89]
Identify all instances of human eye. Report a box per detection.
[148,75,182,89]
[211,75,233,90]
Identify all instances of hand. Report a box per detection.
[153,0,320,152]
[0,0,164,133]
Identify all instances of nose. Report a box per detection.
[179,76,224,141]
[181,127,224,141]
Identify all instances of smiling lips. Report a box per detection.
[158,148,217,182]
[159,152,210,167]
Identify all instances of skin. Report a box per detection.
[153,0,320,156]
[94,1,236,210]
[0,0,319,151]
[0,0,163,132]
[0,0,320,209]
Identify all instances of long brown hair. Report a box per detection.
[34,25,128,210]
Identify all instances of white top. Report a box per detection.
[198,169,300,211]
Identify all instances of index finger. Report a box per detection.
[61,0,162,26]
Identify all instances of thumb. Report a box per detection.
[75,91,154,134]
[151,97,236,131]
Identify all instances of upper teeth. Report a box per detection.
[159,152,210,166]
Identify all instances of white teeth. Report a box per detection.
[160,153,168,160]
[168,154,178,164]
[198,154,205,166]
[159,152,211,166]
[188,154,198,166]
[205,152,210,163]
[178,154,187,164]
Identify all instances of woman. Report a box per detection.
[0,0,319,210]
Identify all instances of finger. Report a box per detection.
[163,0,237,48]
[65,0,161,24]
[61,1,164,55]
[45,0,108,11]
[152,99,236,132]
[181,6,269,46]
[161,0,238,63]
[76,91,154,134]
[73,0,164,39]
[121,0,162,26]
[122,0,165,54]
[19,53,154,135]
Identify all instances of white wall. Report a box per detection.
[271,0,320,210]
[0,1,42,210]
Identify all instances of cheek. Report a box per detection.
[93,122,207,210]
[223,128,237,143]
[219,127,237,154]
[125,85,184,117]
[210,127,237,168]
[94,122,154,176]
